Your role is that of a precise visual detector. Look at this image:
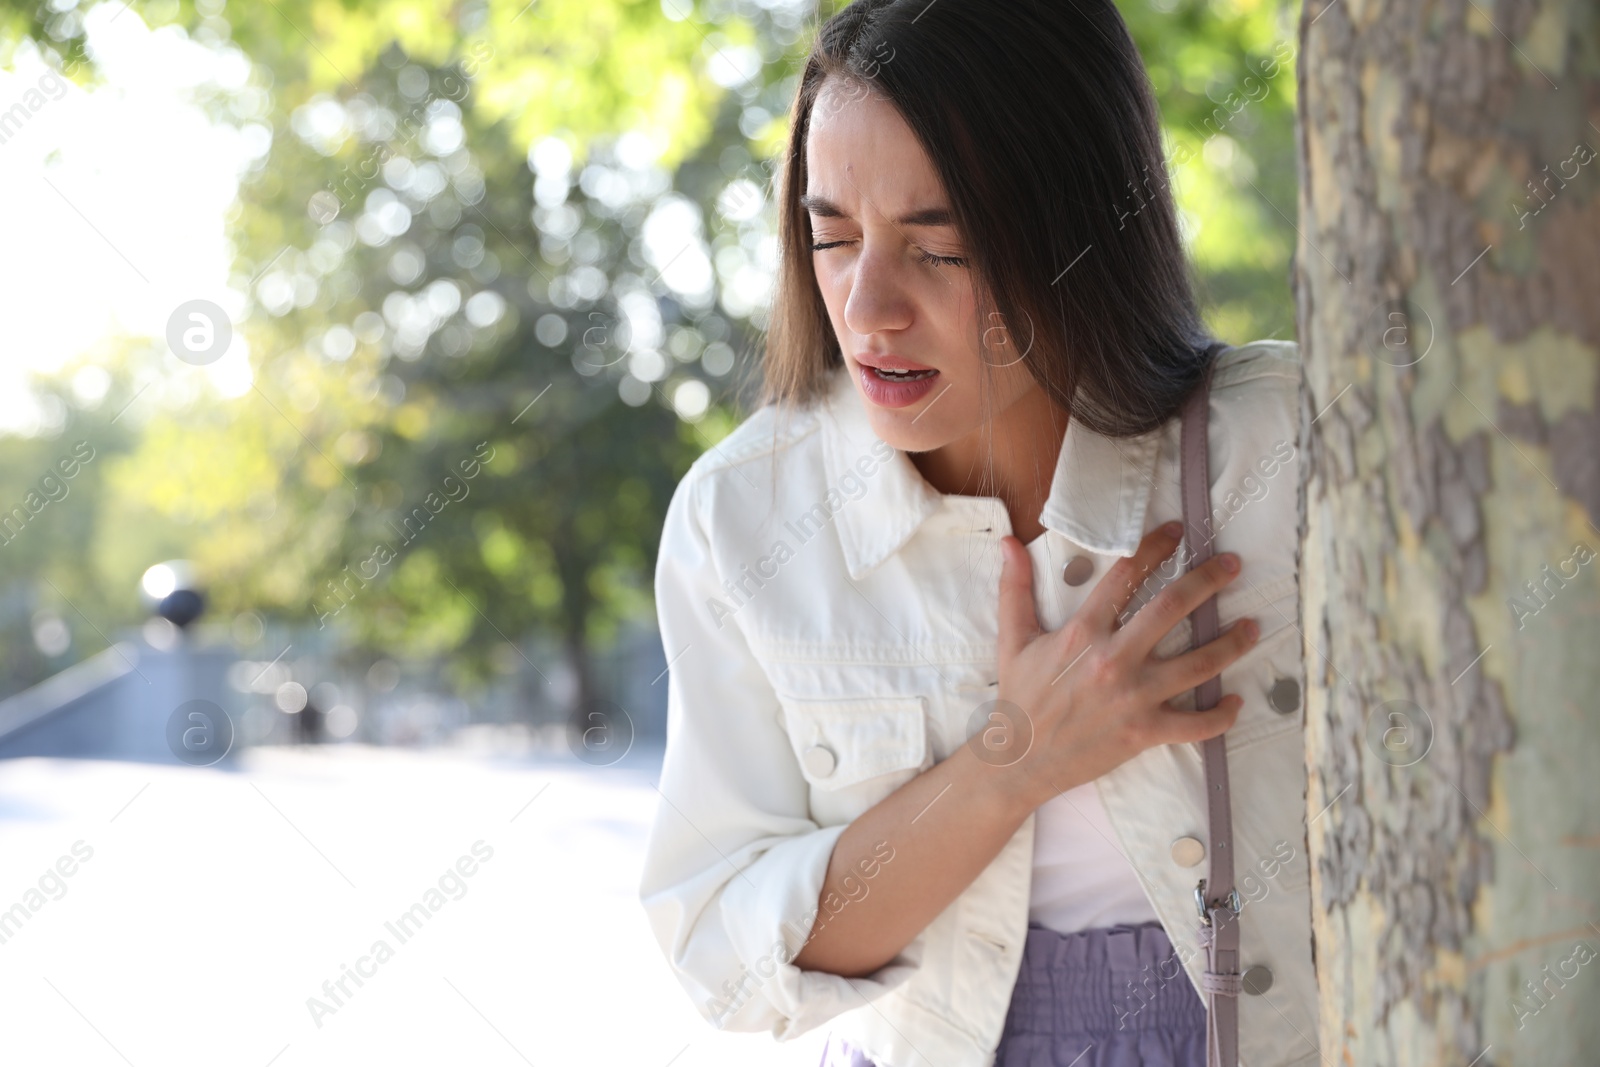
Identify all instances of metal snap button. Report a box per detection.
[802,744,837,778]
[1061,555,1095,586]
[1268,677,1301,714]
[1169,836,1205,868]
[1242,964,1273,995]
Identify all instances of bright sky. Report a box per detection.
[0,3,261,435]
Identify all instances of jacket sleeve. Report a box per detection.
[637,465,923,1039]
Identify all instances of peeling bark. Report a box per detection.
[1296,0,1600,1063]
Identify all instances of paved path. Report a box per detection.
[0,741,830,1067]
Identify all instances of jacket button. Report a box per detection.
[1268,678,1301,714]
[1169,836,1205,867]
[1242,964,1273,995]
[1061,555,1095,586]
[802,744,837,778]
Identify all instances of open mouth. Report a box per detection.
[866,366,938,382]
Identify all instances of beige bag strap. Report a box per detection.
[1179,342,1241,1067]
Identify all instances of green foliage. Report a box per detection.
[1119,0,1302,343]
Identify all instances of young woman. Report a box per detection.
[639,2,1319,1065]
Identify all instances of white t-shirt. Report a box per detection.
[1028,778,1161,932]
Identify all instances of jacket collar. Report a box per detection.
[817,362,1164,579]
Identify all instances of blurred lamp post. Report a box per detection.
[139,560,206,647]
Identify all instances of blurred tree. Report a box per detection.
[1119,0,1301,343]
[0,391,132,687]
[1,0,808,724]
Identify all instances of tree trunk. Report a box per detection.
[546,518,592,729]
[564,624,597,732]
[1295,1,1600,1063]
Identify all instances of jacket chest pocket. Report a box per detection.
[775,693,931,826]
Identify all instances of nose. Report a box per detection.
[842,241,914,338]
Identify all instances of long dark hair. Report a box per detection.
[758,0,1215,441]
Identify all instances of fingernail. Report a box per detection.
[1160,521,1182,537]
[1242,619,1258,639]
[1220,554,1240,573]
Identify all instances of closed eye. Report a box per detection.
[809,239,967,268]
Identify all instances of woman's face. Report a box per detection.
[804,75,1040,455]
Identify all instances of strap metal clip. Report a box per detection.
[1194,878,1241,924]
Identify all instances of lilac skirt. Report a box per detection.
[818,920,1207,1067]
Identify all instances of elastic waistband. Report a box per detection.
[1002,920,1207,1037]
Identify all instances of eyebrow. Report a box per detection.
[800,193,956,228]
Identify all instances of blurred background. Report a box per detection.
[0,0,1299,1062]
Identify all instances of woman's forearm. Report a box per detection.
[789,742,1047,978]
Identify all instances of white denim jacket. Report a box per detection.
[639,340,1321,1067]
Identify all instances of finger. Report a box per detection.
[1144,618,1260,705]
[1145,694,1244,746]
[1077,521,1185,633]
[996,535,1042,662]
[1116,549,1242,658]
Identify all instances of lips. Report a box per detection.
[854,356,941,408]
[855,352,937,373]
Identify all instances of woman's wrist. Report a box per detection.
[948,740,1063,825]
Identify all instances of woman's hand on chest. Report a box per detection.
[988,521,1260,810]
